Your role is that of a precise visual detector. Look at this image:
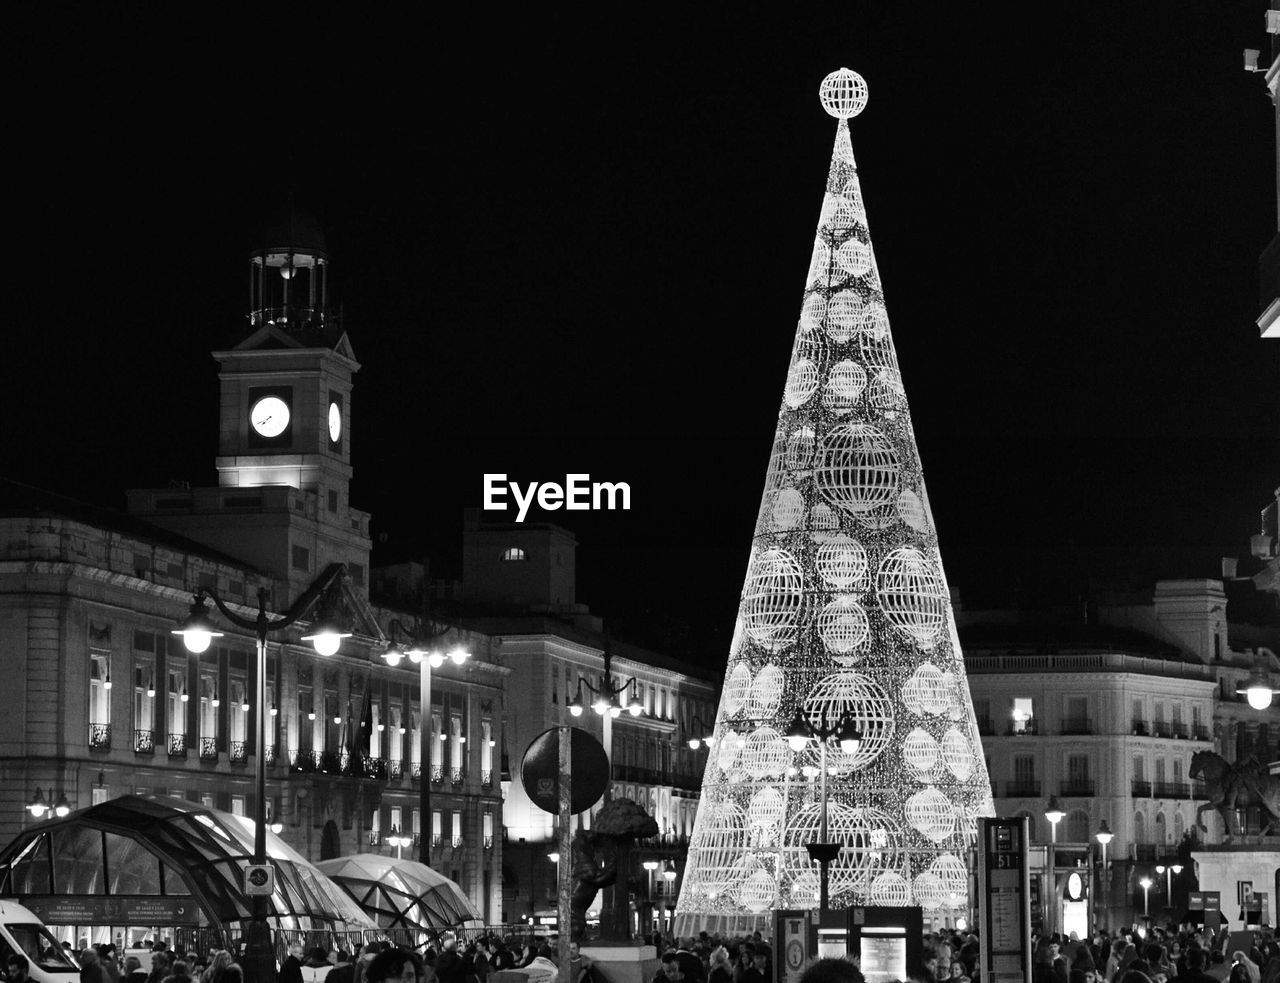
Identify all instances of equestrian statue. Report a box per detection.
[1190,749,1280,838]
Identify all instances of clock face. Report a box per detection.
[250,396,291,438]
[328,401,342,442]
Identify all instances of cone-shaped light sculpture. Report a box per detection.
[674,69,994,935]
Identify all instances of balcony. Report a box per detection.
[411,762,422,781]
[1007,719,1039,736]
[1154,781,1191,800]
[451,768,464,787]
[319,750,348,774]
[231,741,248,764]
[388,759,403,780]
[431,766,444,786]
[264,744,276,766]
[1192,725,1211,741]
[199,738,218,762]
[976,717,995,736]
[1133,844,1158,863]
[481,769,493,789]
[291,750,318,773]
[1132,780,1152,797]
[1059,780,1095,797]
[168,734,187,757]
[134,729,155,754]
[1153,722,1173,739]
[368,830,381,847]
[1131,720,1149,736]
[1060,717,1092,736]
[89,722,112,751]
[1005,781,1041,798]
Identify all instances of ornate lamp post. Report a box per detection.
[1139,876,1153,925]
[387,826,412,860]
[1155,862,1183,916]
[381,616,471,866]
[1044,795,1065,937]
[1095,820,1113,930]
[685,717,716,751]
[786,707,862,918]
[567,644,645,794]
[173,563,349,983]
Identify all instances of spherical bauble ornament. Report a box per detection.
[742,548,805,650]
[807,239,831,286]
[740,868,777,913]
[836,239,873,278]
[902,727,940,775]
[912,870,946,910]
[785,427,817,471]
[784,803,900,896]
[906,787,956,844]
[748,786,786,841]
[801,293,827,334]
[816,534,870,591]
[823,360,868,416]
[820,194,862,237]
[717,729,744,772]
[817,424,900,515]
[858,305,889,340]
[741,726,789,780]
[876,549,948,647]
[942,728,973,780]
[820,69,869,119]
[902,663,954,716]
[897,489,929,533]
[790,871,820,908]
[772,487,805,531]
[687,798,749,896]
[825,292,862,344]
[723,663,752,716]
[808,503,840,541]
[803,670,895,771]
[930,853,969,906]
[747,663,785,718]
[784,358,820,409]
[817,595,870,662]
[869,871,911,906]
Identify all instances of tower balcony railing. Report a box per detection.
[89,722,112,751]
[1153,722,1173,739]
[1132,780,1152,797]
[1007,720,1039,736]
[388,759,403,780]
[1153,781,1192,799]
[1060,717,1092,735]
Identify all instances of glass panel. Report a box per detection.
[135,659,155,731]
[230,675,247,743]
[4,923,79,971]
[169,666,187,736]
[8,835,52,895]
[104,831,162,895]
[50,825,104,894]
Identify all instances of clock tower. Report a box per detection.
[128,204,372,595]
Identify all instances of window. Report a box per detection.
[1172,703,1184,734]
[481,720,494,775]
[231,796,245,817]
[371,806,381,836]
[390,705,403,762]
[1133,756,1145,780]
[168,666,187,737]
[201,793,214,809]
[371,703,382,758]
[90,651,112,725]
[451,810,463,847]
[412,809,421,838]
[501,547,527,562]
[483,812,493,844]
[432,810,442,846]
[431,712,443,771]
[134,657,155,733]
[199,666,218,742]
[390,806,402,835]
[292,545,310,571]
[1134,812,1146,843]
[230,673,248,745]
[298,686,313,752]
[1155,758,1166,784]
[410,702,422,768]
[1011,697,1034,734]
[1067,754,1090,783]
[450,713,464,771]
[1192,704,1203,732]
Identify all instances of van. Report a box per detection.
[0,901,81,983]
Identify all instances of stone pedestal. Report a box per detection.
[1191,843,1280,927]
[579,944,658,983]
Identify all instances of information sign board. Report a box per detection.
[978,817,1031,983]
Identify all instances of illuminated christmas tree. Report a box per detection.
[674,70,994,934]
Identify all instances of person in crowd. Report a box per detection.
[325,951,355,983]
[470,940,490,983]
[82,949,112,983]
[123,958,149,983]
[654,952,686,983]
[306,950,332,970]
[218,966,243,983]
[434,936,466,983]
[280,942,306,983]
[795,958,864,983]
[7,956,30,983]
[147,952,174,983]
[1170,948,1217,983]
[366,950,417,983]
[163,961,193,983]
[708,947,733,983]
[566,942,593,983]
[1230,954,1260,983]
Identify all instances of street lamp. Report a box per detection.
[1155,862,1183,913]
[685,717,716,751]
[1044,795,1065,936]
[381,616,472,867]
[173,563,349,983]
[1237,661,1278,710]
[566,643,646,781]
[387,826,412,860]
[1095,820,1112,930]
[786,706,862,918]
[1139,876,1152,922]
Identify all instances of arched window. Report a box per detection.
[1065,809,1090,844]
[1154,812,1167,845]
[1173,811,1185,843]
[501,547,527,562]
[1134,812,1146,844]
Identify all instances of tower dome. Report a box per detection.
[248,199,330,332]
[255,199,328,257]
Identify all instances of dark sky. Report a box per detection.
[7,7,1277,667]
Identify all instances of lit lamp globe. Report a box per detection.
[302,618,351,657]
[1095,821,1113,847]
[449,647,470,666]
[173,599,224,654]
[1246,681,1273,711]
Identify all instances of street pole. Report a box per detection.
[418,656,433,866]
[556,727,572,983]
[245,620,272,983]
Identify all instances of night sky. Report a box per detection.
[7,8,1277,669]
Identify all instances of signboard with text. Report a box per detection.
[22,896,200,926]
[978,817,1032,983]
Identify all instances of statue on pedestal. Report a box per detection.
[569,798,659,941]
[1191,750,1280,838]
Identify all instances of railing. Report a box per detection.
[389,759,403,780]
[368,830,381,846]
[1059,780,1095,797]
[1132,780,1152,797]
[1007,720,1039,736]
[264,744,277,766]
[451,768,464,786]
[412,762,422,781]
[1131,719,1149,736]
[361,756,388,780]
[1193,725,1211,741]
[1153,722,1173,738]
[1060,718,1092,735]
[451,836,464,848]
[431,766,444,785]
[135,729,155,754]
[320,750,348,774]
[1133,844,1158,863]
[432,834,442,848]
[1005,781,1041,798]
[200,738,218,762]
[231,741,248,764]
[1154,781,1191,799]
[291,749,317,773]
[481,770,493,788]
[168,734,187,757]
[484,836,494,850]
[89,722,112,750]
